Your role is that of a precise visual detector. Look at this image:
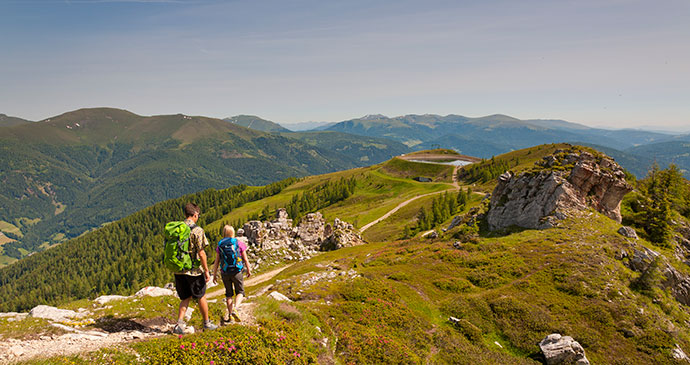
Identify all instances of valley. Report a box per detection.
[1,144,689,364]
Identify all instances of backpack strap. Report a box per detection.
[185,222,200,264]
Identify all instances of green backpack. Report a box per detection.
[163,221,200,271]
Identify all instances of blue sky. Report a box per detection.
[1,0,689,131]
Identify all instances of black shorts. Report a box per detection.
[221,271,244,298]
[174,274,207,300]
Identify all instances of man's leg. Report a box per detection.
[198,295,210,322]
[177,297,191,322]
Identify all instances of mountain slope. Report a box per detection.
[224,115,291,133]
[626,140,690,177]
[326,113,674,153]
[0,113,31,127]
[0,108,392,262]
[2,144,690,364]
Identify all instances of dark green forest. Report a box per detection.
[0,178,296,312]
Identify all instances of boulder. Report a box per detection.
[94,295,129,305]
[673,344,690,362]
[487,149,632,231]
[539,333,590,365]
[29,305,85,322]
[268,291,292,302]
[134,286,174,297]
[618,226,638,239]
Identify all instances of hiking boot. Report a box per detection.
[203,321,218,331]
[231,310,241,323]
[220,315,231,326]
[173,323,185,335]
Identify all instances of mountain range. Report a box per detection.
[227,113,690,179]
[0,108,404,264]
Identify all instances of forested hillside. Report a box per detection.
[0,108,405,264]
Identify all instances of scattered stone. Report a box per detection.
[9,345,24,357]
[448,316,461,325]
[494,341,503,349]
[539,333,590,365]
[29,305,85,322]
[163,282,175,291]
[135,286,174,297]
[51,323,78,332]
[94,295,129,305]
[268,291,292,302]
[673,344,690,362]
[618,226,638,239]
[453,241,462,249]
[487,149,632,231]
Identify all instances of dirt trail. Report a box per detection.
[360,165,461,233]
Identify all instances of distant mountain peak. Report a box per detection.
[361,114,388,120]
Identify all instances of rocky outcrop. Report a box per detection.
[539,333,590,365]
[242,209,365,254]
[487,149,632,230]
[618,226,638,239]
[621,243,690,306]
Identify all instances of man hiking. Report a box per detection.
[173,203,218,334]
[212,225,251,324]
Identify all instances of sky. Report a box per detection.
[1,0,689,131]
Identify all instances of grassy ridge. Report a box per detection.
[6,144,690,364]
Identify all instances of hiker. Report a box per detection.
[212,225,252,323]
[173,203,218,334]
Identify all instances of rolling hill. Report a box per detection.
[0,113,31,127]
[0,108,405,264]
[224,115,291,133]
[2,144,690,364]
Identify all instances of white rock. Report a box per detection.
[135,286,174,297]
[494,341,503,348]
[268,291,292,302]
[51,323,78,332]
[29,305,84,321]
[184,326,195,334]
[94,295,129,305]
[673,344,690,361]
[8,345,24,357]
[539,333,590,365]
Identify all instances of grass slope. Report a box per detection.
[5,144,690,364]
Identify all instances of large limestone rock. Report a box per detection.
[487,150,632,230]
[29,305,85,322]
[241,210,365,253]
[134,286,174,297]
[539,333,590,365]
[321,218,366,251]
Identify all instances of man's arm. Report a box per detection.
[199,249,211,282]
[211,249,219,284]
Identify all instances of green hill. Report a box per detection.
[0,113,31,127]
[2,144,690,364]
[0,108,405,263]
[224,115,292,133]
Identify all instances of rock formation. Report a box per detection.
[487,149,633,230]
[620,242,690,306]
[539,333,590,365]
[241,208,365,254]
